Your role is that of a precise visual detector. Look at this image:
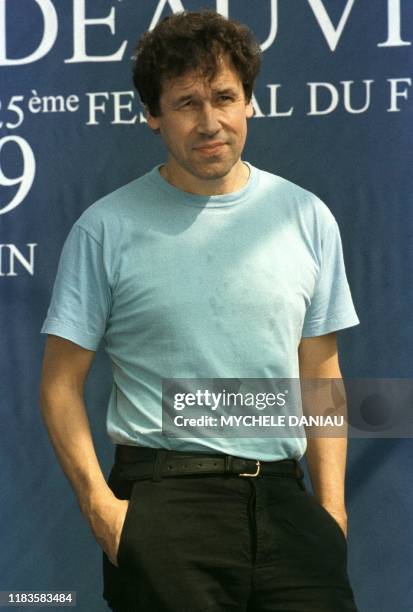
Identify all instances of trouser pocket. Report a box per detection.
[116,481,138,570]
[312,495,348,546]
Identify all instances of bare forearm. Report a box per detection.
[39,337,128,566]
[39,387,114,517]
[303,378,349,511]
[298,333,349,535]
[305,433,348,511]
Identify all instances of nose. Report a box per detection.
[197,103,221,136]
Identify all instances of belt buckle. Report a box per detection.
[239,460,261,477]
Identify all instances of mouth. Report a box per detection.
[193,142,226,155]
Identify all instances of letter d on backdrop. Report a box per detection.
[0,0,58,65]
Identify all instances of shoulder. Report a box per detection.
[72,170,156,242]
[253,165,336,231]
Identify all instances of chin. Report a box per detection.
[192,161,236,181]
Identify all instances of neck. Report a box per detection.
[160,159,250,196]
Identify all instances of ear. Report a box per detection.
[245,99,254,119]
[146,110,161,132]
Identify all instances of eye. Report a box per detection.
[180,99,194,109]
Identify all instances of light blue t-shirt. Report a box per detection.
[40,163,359,461]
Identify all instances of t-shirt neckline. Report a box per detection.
[147,161,258,208]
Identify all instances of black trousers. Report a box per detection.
[102,457,359,612]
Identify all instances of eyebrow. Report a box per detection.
[172,88,240,106]
[215,88,239,97]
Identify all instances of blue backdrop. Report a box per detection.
[1,1,412,611]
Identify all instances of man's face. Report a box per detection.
[147,57,254,191]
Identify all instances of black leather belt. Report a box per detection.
[115,445,304,482]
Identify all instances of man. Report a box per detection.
[40,10,360,612]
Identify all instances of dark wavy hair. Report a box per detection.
[132,10,261,117]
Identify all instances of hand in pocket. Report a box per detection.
[88,496,130,568]
[323,507,348,540]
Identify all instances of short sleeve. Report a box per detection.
[302,218,359,337]
[40,224,111,350]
